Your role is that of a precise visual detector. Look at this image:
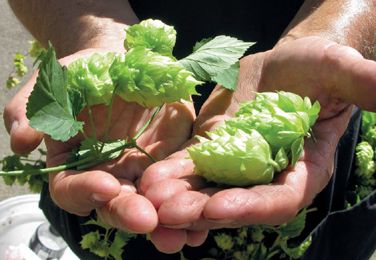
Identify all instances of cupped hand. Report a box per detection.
[139,36,376,252]
[4,48,196,235]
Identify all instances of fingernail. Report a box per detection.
[161,223,192,229]
[206,218,233,224]
[10,120,19,134]
[92,193,112,203]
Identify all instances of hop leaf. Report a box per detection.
[110,47,201,108]
[124,19,176,57]
[188,128,278,186]
[67,52,119,106]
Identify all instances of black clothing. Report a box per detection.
[40,1,376,259]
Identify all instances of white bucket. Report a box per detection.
[0,194,78,259]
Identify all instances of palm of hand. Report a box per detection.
[139,36,376,252]
[45,49,195,233]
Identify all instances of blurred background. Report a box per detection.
[0,1,35,200]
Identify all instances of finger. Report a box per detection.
[3,74,43,154]
[49,170,121,216]
[203,107,352,226]
[321,42,376,111]
[93,103,195,182]
[144,176,207,209]
[158,189,217,229]
[97,181,158,233]
[261,37,376,112]
[139,150,196,193]
[149,226,187,254]
[186,230,209,247]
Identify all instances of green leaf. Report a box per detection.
[68,88,85,117]
[108,230,136,260]
[78,139,128,162]
[179,36,254,90]
[26,45,84,141]
[291,137,304,166]
[277,208,307,238]
[84,218,112,230]
[280,236,312,259]
[212,62,240,91]
[192,37,213,52]
[80,231,109,257]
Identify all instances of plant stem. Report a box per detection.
[133,143,156,162]
[102,84,119,144]
[0,141,134,176]
[133,105,163,140]
[0,105,163,177]
[130,105,163,163]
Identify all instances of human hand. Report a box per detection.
[139,36,376,252]
[5,48,195,235]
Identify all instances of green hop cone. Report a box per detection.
[355,141,375,178]
[224,111,307,156]
[67,52,119,106]
[231,91,320,164]
[188,128,282,186]
[110,47,201,108]
[237,91,320,128]
[124,19,177,57]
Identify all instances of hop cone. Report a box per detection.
[110,47,200,108]
[188,91,320,186]
[188,128,281,186]
[124,19,177,57]
[67,52,118,106]
[355,141,375,178]
[231,92,320,163]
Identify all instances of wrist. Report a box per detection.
[8,0,139,57]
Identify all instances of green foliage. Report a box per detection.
[13,53,28,77]
[2,19,294,259]
[5,40,46,89]
[28,40,45,58]
[26,45,84,141]
[6,76,20,89]
[209,209,311,260]
[188,92,320,187]
[81,218,136,260]
[0,149,47,193]
[347,110,376,206]
[179,35,254,90]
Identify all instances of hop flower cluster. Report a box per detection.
[188,91,320,187]
[65,19,200,108]
[124,19,177,57]
[110,47,200,108]
[67,53,118,106]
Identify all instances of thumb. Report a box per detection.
[3,73,43,154]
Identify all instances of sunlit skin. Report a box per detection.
[5,0,376,255]
[6,48,196,235]
[140,37,376,252]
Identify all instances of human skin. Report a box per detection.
[4,0,200,238]
[139,0,376,253]
[5,0,376,255]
